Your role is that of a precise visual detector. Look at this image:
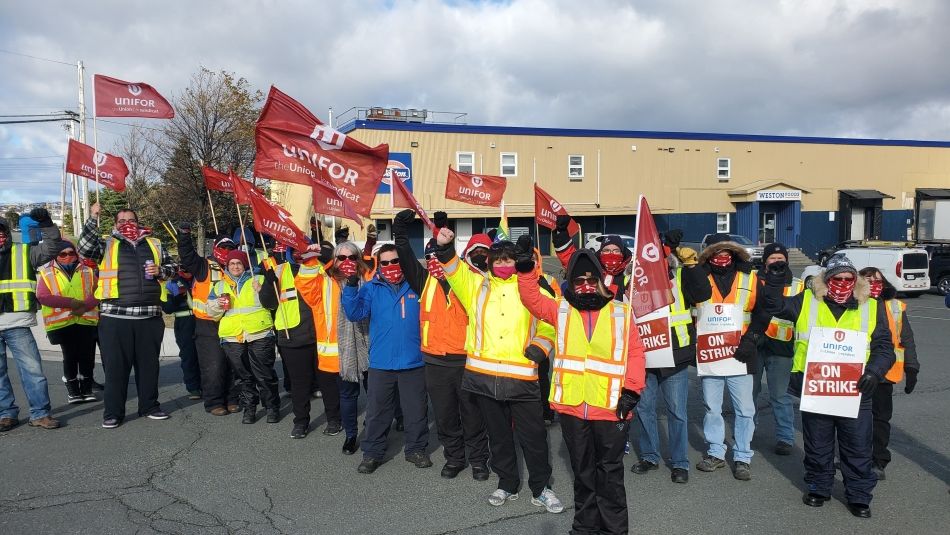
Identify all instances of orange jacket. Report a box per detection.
[418,276,468,356]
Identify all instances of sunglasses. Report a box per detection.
[57,251,77,258]
[830,275,854,282]
[378,259,400,266]
[336,254,358,262]
[116,218,138,224]
[572,276,599,285]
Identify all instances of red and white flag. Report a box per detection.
[202,166,233,193]
[534,184,580,235]
[230,171,310,251]
[93,75,174,118]
[444,167,506,207]
[253,86,388,218]
[392,172,436,232]
[627,195,673,318]
[312,178,364,228]
[65,138,128,192]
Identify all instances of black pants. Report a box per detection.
[476,394,552,498]
[801,397,876,504]
[425,363,489,465]
[871,382,894,468]
[317,369,341,425]
[538,358,554,419]
[340,375,366,439]
[222,337,278,410]
[173,316,201,392]
[281,349,318,394]
[361,367,428,460]
[195,320,239,411]
[280,343,318,426]
[51,324,97,380]
[560,414,629,535]
[98,315,164,420]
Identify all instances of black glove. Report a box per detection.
[513,235,535,273]
[555,215,572,233]
[524,344,547,364]
[663,229,683,249]
[616,388,640,420]
[262,266,278,285]
[335,226,349,243]
[345,275,360,287]
[318,241,335,265]
[393,209,416,228]
[764,260,789,287]
[179,221,193,234]
[433,211,448,230]
[857,371,880,395]
[733,333,758,363]
[29,208,52,227]
[904,369,918,394]
[310,216,317,230]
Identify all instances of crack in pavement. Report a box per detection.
[430,505,575,535]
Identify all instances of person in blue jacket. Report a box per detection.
[342,243,430,474]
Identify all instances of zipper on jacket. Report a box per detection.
[401,296,405,319]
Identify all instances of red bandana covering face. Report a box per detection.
[116,221,141,242]
[0,232,8,248]
[213,247,231,266]
[868,279,883,298]
[426,256,446,280]
[338,259,357,277]
[380,264,404,284]
[599,251,625,275]
[709,251,733,267]
[827,277,856,304]
[574,282,598,294]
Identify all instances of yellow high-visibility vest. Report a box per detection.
[0,244,35,311]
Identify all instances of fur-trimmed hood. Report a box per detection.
[698,241,751,265]
[810,272,871,304]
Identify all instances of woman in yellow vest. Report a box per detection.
[207,249,279,425]
[858,267,920,481]
[35,242,98,404]
[518,248,646,535]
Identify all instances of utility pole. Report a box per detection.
[77,60,88,222]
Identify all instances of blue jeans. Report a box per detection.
[633,367,690,469]
[701,374,755,463]
[752,353,795,445]
[0,327,52,421]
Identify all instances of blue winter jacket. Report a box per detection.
[342,276,423,371]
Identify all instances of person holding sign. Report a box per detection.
[858,267,920,481]
[762,254,894,518]
[693,234,771,481]
[630,229,710,484]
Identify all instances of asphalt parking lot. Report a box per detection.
[1,292,948,534]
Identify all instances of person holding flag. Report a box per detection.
[552,215,631,301]
[517,244,646,535]
[762,254,894,518]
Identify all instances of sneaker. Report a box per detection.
[146,410,170,420]
[78,377,97,401]
[28,416,60,429]
[671,468,689,484]
[488,489,518,506]
[357,458,382,474]
[65,379,84,404]
[696,455,726,472]
[530,488,564,513]
[733,461,752,481]
[405,451,433,468]
[323,421,343,436]
[630,460,659,474]
[102,418,121,429]
[871,464,886,481]
[624,441,632,455]
[342,436,358,455]
[187,390,203,401]
[774,441,794,456]
[290,424,308,439]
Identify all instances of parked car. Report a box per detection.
[814,240,863,265]
[700,234,764,265]
[585,233,636,254]
[924,244,950,295]
[801,245,931,297]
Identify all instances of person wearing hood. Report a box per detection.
[518,246,646,535]
[0,208,66,432]
[36,241,100,404]
[461,233,492,273]
[78,203,176,429]
[177,227,242,416]
[858,267,920,481]
[693,233,771,481]
[763,254,895,518]
[392,209,490,481]
[630,229,711,484]
[433,229,564,514]
[552,215,631,301]
[207,249,280,425]
[160,268,202,401]
[752,243,805,456]
[342,243,430,474]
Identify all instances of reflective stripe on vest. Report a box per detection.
[0,244,36,311]
[765,278,804,342]
[706,271,756,330]
[38,262,98,331]
[273,263,301,331]
[95,237,166,301]
[214,276,273,338]
[191,260,223,320]
[466,355,538,380]
[883,298,906,383]
[419,276,440,349]
[319,273,338,357]
[792,289,875,373]
[470,280,492,357]
[668,267,691,346]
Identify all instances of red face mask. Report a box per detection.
[826,277,856,304]
[491,265,517,280]
[709,252,733,267]
[868,280,883,298]
[116,221,140,242]
[663,245,672,257]
[213,246,232,266]
[599,251,625,275]
[0,233,8,248]
[380,264,404,284]
[178,269,193,280]
[338,259,357,277]
[426,257,445,280]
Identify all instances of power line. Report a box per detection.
[0,49,74,66]
[0,155,63,159]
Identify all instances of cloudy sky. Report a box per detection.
[2,0,949,203]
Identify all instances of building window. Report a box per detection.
[456,152,475,173]
[717,158,731,181]
[716,213,730,233]
[500,152,517,177]
[568,155,584,180]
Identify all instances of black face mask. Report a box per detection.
[569,292,611,311]
[468,253,488,271]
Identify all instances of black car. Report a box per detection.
[814,240,863,265]
[924,244,950,295]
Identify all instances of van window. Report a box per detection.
[903,253,928,270]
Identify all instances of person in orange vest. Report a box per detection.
[392,209,490,480]
[518,247,646,535]
[858,267,920,481]
[35,241,99,404]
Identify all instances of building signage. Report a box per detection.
[756,189,802,202]
[378,152,412,193]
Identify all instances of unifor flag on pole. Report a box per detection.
[253,86,388,218]
[312,178,364,228]
[444,167,506,207]
[391,168,436,232]
[202,166,233,193]
[534,184,580,235]
[65,138,128,192]
[627,195,673,318]
[230,171,310,251]
[93,75,175,118]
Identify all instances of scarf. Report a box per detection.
[337,278,370,383]
[826,278,856,304]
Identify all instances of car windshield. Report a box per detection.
[623,238,636,249]
[729,235,754,245]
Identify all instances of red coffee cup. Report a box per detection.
[219,294,231,311]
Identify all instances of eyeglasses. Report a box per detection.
[378,259,399,266]
[336,254,358,262]
[116,218,137,224]
[572,276,599,286]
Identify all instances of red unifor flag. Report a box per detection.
[391,171,436,232]
[444,167,507,207]
[230,172,310,251]
[253,86,388,218]
[627,195,673,318]
[93,75,174,119]
[202,166,233,193]
[312,178,364,228]
[65,138,128,192]
[534,184,580,235]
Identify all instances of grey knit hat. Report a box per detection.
[823,253,857,281]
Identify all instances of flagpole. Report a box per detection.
[207,190,220,235]
[533,158,541,252]
[91,76,101,209]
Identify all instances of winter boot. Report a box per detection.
[78,377,97,402]
[65,379,84,404]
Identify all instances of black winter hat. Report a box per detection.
[762,242,789,262]
[570,253,600,281]
[598,235,632,261]
[704,233,734,246]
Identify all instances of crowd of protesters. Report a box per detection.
[0,203,930,532]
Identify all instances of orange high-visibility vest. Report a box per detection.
[765,278,804,341]
[883,298,907,383]
[705,271,757,334]
[38,262,98,331]
[418,276,468,356]
[191,259,224,321]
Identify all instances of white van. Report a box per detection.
[801,243,931,297]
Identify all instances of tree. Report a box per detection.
[4,210,19,234]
